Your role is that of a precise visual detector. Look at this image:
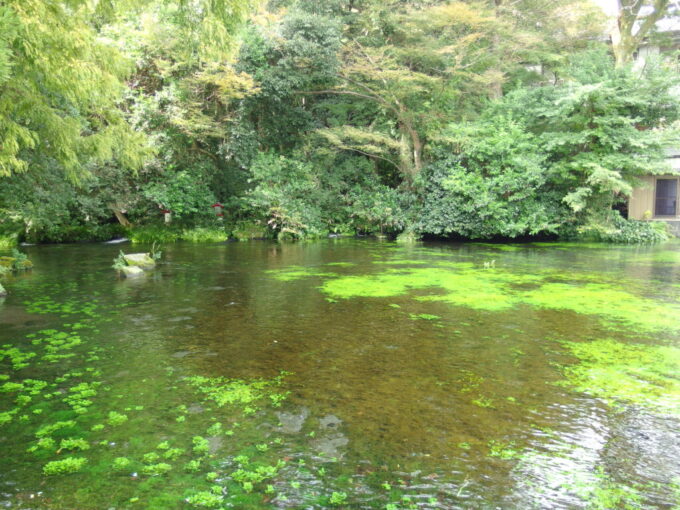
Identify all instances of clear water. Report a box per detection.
[0,240,679,509]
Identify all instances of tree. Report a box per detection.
[0,0,148,180]
[610,0,675,67]
[310,2,500,182]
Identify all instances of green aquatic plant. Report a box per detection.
[184,459,201,472]
[0,347,36,370]
[143,452,160,463]
[558,338,680,414]
[186,491,223,508]
[163,448,184,460]
[329,491,348,505]
[319,266,523,311]
[142,462,172,476]
[230,462,284,490]
[112,251,127,272]
[192,436,210,455]
[27,437,57,453]
[186,372,289,410]
[565,466,643,510]
[150,241,163,261]
[267,266,338,282]
[35,420,77,439]
[272,260,680,333]
[206,422,222,435]
[107,411,128,426]
[523,283,680,333]
[471,396,495,408]
[43,457,88,475]
[488,440,522,460]
[58,438,90,452]
[409,313,440,321]
[113,457,132,471]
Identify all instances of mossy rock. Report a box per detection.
[0,283,6,297]
[123,253,155,270]
[121,266,145,278]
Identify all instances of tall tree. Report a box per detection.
[610,0,674,67]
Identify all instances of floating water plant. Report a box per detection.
[113,457,131,471]
[58,438,90,452]
[186,490,223,508]
[43,457,88,475]
[192,436,210,455]
[142,462,172,476]
[106,411,128,426]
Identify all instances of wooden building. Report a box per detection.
[628,151,680,235]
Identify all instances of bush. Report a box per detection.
[25,223,127,244]
[0,233,18,249]
[128,225,181,244]
[128,225,229,243]
[180,227,229,243]
[583,213,669,244]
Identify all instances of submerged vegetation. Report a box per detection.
[1,0,680,505]
[559,339,680,414]
[1,241,680,507]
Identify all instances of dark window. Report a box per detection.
[655,179,678,216]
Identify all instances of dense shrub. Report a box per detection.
[583,213,670,244]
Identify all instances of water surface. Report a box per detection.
[1,240,679,509]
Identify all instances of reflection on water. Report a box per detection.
[0,239,679,508]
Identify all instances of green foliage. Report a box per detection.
[0,1,675,244]
[418,49,680,239]
[559,338,680,414]
[418,117,565,239]
[186,491,223,508]
[246,152,326,239]
[113,457,132,471]
[112,251,127,272]
[329,491,348,505]
[0,1,148,179]
[142,462,172,476]
[580,213,670,244]
[107,411,129,426]
[192,436,210,455]
[142,171,216,220]
[58,438,90,452]
[42,457,88,475]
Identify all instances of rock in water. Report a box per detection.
[123,253,155,270]
[121,266,145,278]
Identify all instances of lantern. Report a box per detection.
[211,202,224,220]
[160,208,172,224]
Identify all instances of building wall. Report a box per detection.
[628,174,680,220]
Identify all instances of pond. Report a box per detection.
[0,239,679,509]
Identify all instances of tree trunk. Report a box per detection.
[489,0,503,99]
[611,0,670,68]
[111,207,132,227]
